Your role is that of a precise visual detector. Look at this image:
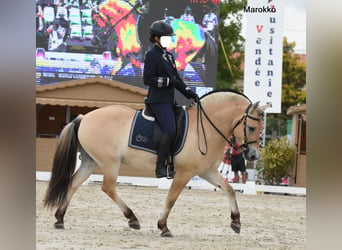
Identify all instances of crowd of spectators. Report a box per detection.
[36,0,100,51]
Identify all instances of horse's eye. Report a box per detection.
[248,126,256,132]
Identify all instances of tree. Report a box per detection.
[281,37,306,114]
[216,0,247,90]
[266,37,306,138]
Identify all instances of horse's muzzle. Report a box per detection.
[243,146,260,161]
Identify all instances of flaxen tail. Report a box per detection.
[44,115,83,208]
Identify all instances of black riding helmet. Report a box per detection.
[149,20,174,43]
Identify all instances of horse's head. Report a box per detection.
[198,90,269,160]
[231,102,267,161]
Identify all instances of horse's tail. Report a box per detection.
[44,115,83,208]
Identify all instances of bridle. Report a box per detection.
[231,103,262,154]
[196,101,262,155]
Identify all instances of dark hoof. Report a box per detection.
[231,222,241,234]
[54,223,65,229]
[161,231,173,237]
[129,221,141,230]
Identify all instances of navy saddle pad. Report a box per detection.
[128,109,188,155]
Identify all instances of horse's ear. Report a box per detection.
[249,101,260,114]
[261,103,271,111]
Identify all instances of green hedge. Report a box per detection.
[257,136,296,185]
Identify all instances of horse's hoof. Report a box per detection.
[161,231,173,237]
[129,221,141,230]
[231,222,241,234]
[54,223,64,229]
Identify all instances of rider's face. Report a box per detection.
[160,36,172,48]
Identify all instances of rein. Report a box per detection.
[195,100,261,155]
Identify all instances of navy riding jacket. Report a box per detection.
[143,45,190,104]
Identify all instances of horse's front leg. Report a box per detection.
[199,170,241,234]
[158,173,192,237]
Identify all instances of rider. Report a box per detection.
[143,20,199,178]
[180,6,195,23]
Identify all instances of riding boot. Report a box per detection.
[156,134,175,179]
[166,152,176,178]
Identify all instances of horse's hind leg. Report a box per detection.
[101,167,140,230]
[199,170,241,234]
[54,151,97,229]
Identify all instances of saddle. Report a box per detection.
[128,101,189,156]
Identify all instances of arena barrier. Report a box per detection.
[36,172,306,196]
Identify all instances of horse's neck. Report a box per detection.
[190,101,246,139]
[203,100,245,121]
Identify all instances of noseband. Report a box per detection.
[231,103,262,153]
[196,102,261,155]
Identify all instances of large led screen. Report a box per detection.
[36,0,220,90]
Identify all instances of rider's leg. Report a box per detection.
[156,133,173,178]
[149,103,176,178]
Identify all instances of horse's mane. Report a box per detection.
[199,89,251,107]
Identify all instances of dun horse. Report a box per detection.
[44,90,266,237]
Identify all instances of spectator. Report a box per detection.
[36,4,46,48]
[47,20,67,51]
[180,6,195,23]
[202,5,218,37]
[230,135,247,183]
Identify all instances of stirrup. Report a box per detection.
[166,164,175,179]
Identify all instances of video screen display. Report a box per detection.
[36,0,220,91]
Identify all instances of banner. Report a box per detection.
[243,0,284,113]
[36,0,220,90]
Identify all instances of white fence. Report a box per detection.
[36,172,306,196]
